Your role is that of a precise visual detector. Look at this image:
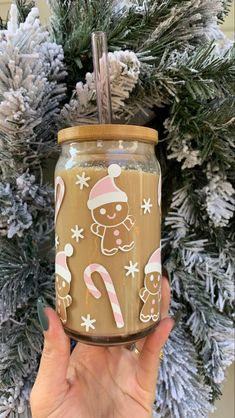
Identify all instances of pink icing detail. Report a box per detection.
[147,248,161,267]
[116,239,122,245]
[151,308,155,314]
[113,312,124,324]
[144,247,162,275]
[56,252,65,265]
[55,244,73,283]
[87,164,128,211]
[90,177,116,199]
[109,291,119,305]
[107,213,116,220]
[113,229,120,236]
[152,299,155,305]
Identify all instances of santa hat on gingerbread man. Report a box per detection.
[55,243,73,283]
[145,247,162,275]
[87,164,127,210]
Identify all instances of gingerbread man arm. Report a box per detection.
[139,287,149,303]
[91,223,105,237]
[123,215,135,231]
[65,294,72,307]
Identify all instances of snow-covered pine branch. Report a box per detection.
[60,50,140,126]
[202,165,235,228]
[0,5,66,176]
[155,327,213,418]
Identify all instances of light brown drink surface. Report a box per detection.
[55,165,161,343]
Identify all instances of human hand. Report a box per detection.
[30,276,174,418]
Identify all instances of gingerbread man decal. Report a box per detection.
[55,243,73,324]
[139,247,161,323]
[87,164,135,256]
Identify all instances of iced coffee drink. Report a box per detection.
[55,125,161,345]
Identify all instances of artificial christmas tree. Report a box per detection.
[0,1,234,416]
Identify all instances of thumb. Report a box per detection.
[34,297,70,392]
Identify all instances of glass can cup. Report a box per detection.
[55,124,161,346]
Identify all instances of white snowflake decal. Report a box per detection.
[55,235,59,248]
[81,314,96,332]
[141,198,153,214]
[76,172,91,190]
[71,225,84,243]
[124,261,139,278]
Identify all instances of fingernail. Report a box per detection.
[172,311,182,329]
[162,268,170,281]
[37,297,49,331]
[162,270,172,286]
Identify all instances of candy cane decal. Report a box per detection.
[55,176,65,223]
[84,264,124,329]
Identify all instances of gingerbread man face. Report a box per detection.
[144,272,161,295]
[92,201,129,227]
[56,275,70,297]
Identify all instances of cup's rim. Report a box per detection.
[58,124,158,145]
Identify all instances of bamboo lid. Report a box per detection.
[58,124,158,144]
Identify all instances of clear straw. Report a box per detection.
[92,31,112,124]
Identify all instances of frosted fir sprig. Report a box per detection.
[0,5,66,83]
[165,186,199,243]
[167,139,202,170]
[0,380,30,417]
[60,72,97,126]
[203,166,235,228]
[155,327,213,418]
[0,173,53,239]
[37,42,67,82]
[0,314,43,416]
[1,5,48,47]
[113,0,133,12]
[0,181,32,239]
[164,240,234,388]
[109,50,140,113]
[0,4,66,174]
[60,50,140,126]
[169,239,234,311]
